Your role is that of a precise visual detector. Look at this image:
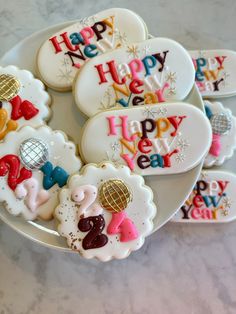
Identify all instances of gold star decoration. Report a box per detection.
[222,209,229,216]
[165,72,177,84]
[126,45,140,58]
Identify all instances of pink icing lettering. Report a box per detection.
[107,116,138,141]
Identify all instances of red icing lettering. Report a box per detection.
[95,61,126,85]
[129,79,144,94]
[162,149,179,167]
[168,116,186,136]
[215,56,227,70]
[138,138,152,153]
[192,195,204,208]
[218,180,229,196]
[49,32,78,54]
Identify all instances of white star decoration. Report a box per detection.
[57,68,73,83]
[143,106,158,119]
[177,138,190,151]
[142,45,151,55]
[200,171,208,180]
[157,107,168,116]
[175,153,186,163]
[167,87,176,96]
[110,141,120,152]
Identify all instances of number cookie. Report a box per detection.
[0,126,82,220]
[55,162,156,261]
[0,66,51,140]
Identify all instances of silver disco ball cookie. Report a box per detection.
[19,138,49,170]
[210,113,232,135]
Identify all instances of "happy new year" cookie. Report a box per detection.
[80,103,212,175]
[37,8,148,91]
[55,162,156,261]
[190,50,236,98]
[172,170,236,223]
[0,126,82,220]
[0,66,51,141]
[204,100,236,167]
[74,37,195,117]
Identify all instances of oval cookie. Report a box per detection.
[37,8,148,91]
[172,170,236,223]
[74,37,195,117]
[80,103,212,176]
[204,100,236,167]
[0,126,82,220]
[0,66,51,141]
[55,162,156,261]
[190,49,236,98]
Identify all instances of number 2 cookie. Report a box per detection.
[204,100,236,167]
[0,66,51,141]
[0,126,82,220]
[37,8,148,91]
[55,162,156,261]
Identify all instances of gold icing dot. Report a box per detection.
[98,179,132,213]
[0,74,21,101]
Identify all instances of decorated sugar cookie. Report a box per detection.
[204,100,236,167]
[37,8,148,91]
[0,126,82,220]
[74,37,195,117]
[190,50,236,98]
[172,171,236,223]
[55,162,156,261]
[0,66,51,140]
[80,103,212,175]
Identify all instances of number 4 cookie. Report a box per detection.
[55,162,157,261]
[0,66,51,141]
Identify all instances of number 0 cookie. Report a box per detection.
[0,66,51,141]
[0,126,82,220]
[55,162,156,261]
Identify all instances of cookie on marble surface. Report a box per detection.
[172,170,236,223]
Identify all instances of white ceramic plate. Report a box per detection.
[0,21,204,251]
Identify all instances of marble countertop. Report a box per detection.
[1,0,236,313]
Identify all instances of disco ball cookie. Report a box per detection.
[55,162,156,261]
[0,66,51,141]
[0,126,82,220]
[204,100,236,167]
[37,8,148,91]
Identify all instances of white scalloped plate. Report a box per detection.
[0,21,204,252]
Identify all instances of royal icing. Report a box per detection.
[37,8,148,91]
[55,162,156,261]
[74,37,195,117]
[172,171,236,223]
[0,126,82,220]
[0,66,51,140]
[80,103,212,175]
[204,100,236,167]
[190,50,236,98]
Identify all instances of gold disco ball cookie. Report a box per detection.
[0,74,21,102]
[98,179,133,213]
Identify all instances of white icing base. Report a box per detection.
[0,126,82,220]
[204,101,236,167]
[55,162,156,261]
[0,65,51,132]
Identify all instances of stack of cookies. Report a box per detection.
[0,8,235,261]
